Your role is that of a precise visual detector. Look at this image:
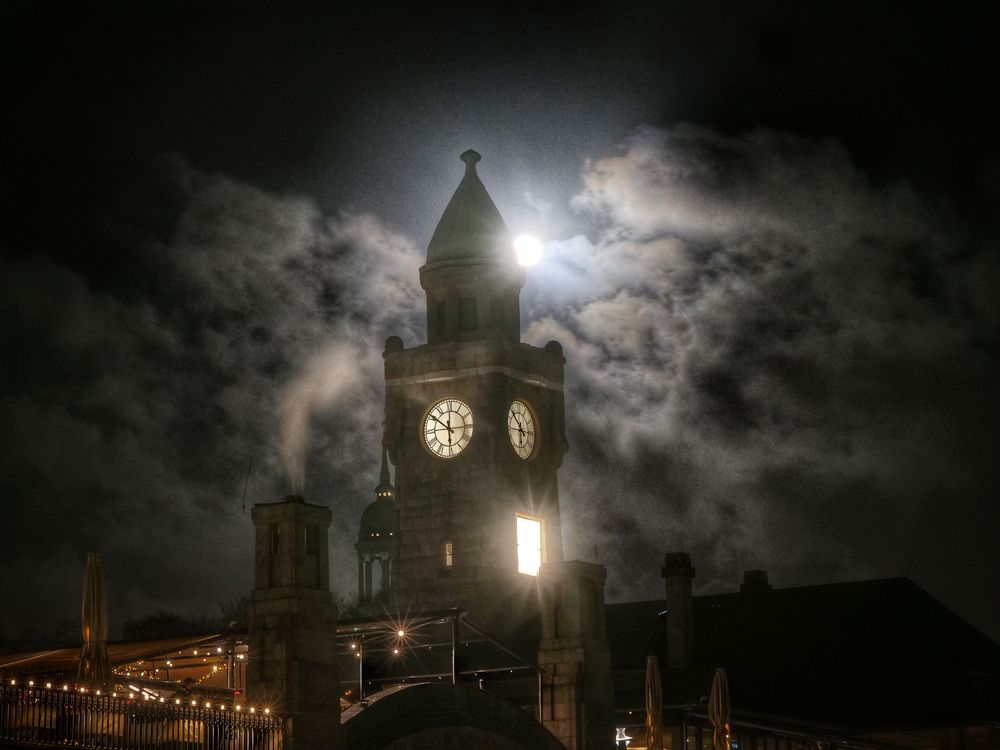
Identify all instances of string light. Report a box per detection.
[1,680,272,719]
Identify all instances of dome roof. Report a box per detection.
[358,447,396,542]
[425,150,514,268]
[358,496,396,542]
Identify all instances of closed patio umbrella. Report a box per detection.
[708,667,731,750]
[645,655,663,750]
[77,552,113,687]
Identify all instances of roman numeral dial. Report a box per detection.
[423,398,474,458]
[507,400,537,459]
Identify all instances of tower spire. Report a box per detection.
[375,447,393,497]
[425,149,513,267]
[420,150,525,344]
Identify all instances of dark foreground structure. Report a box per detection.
[3,152,999,749]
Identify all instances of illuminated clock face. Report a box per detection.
[507,400,537,459]
[423,398,474,458]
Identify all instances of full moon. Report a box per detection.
[514,234,544,267]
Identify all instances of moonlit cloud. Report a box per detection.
[2,126,997,643]
[527,125,999,618]
[0,157,422,637]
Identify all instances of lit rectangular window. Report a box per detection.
[516,515,543,576]
[444,541,453,568]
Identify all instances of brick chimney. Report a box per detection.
[662,552,695,670]
[248,495,342,749]
[740,569,772,594]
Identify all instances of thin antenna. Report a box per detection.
[241,460,252,515]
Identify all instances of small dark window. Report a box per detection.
[490,298,504,331]
[458,298,477,331]
[436,301,446,335]
[304,525,318,554]
[269,525,281,554]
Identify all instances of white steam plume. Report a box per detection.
[279,342,364,493]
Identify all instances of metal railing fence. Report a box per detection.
[0,684,282,749]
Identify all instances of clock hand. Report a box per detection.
[429,414,454,432]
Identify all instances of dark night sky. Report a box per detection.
[3,3,999,644]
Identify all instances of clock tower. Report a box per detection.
[383,150,567,634]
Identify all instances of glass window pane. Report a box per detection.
[516,516,542,576]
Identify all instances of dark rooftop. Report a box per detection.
[607,577,1000,731]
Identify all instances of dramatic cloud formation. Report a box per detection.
[524,126,999,633]
[2,125,997,642]
[0,156,423,637]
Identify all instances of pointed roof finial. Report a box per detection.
[375,448,393,495]
[460,149,481,174]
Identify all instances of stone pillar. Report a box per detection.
[379,557,391,597]
[249,495,341,750]
[662,552,695,671]
[538,561,615,750]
